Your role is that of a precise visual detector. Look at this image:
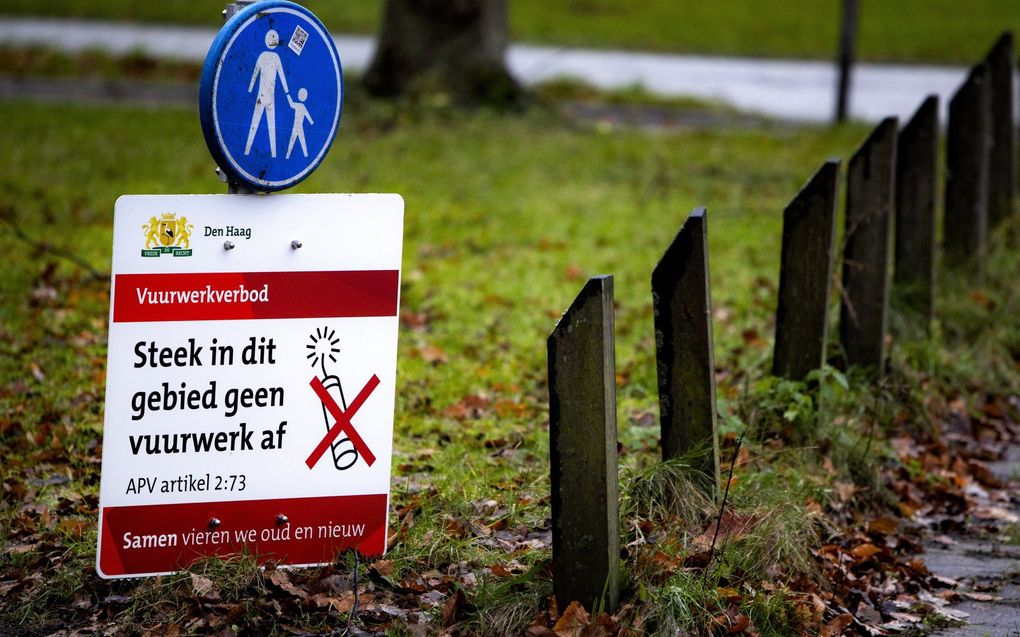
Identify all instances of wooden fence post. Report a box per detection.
[984,33,1016,227]
[652,208,719,491]
[548,275,620,613]
[839,117,898,372]
[894,95,939,327]
[773,160,840,380]
[944,64,991,267]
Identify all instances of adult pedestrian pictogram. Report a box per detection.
[244,29,288,158]
[199,1,343,192]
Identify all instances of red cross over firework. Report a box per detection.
[305,375,380,469]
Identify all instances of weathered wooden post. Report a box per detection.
[839,117,898,372]
[944,64,991,267]
[984,33,1016,227]
[773,161,840,380]
[548,275,620,612]
[894,96,939,327]
[652,208,719,491]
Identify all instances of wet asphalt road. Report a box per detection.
[0,17,977,124]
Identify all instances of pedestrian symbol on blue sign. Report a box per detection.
[244,29,288,158]
[286,88,314,159]
[199,1,343,192]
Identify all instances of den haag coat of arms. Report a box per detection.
[141,213,194,257]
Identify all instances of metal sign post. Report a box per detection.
[223,1,256,21]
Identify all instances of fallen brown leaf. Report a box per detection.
[968,289,995,310]
[961,591,999,602]
[400,310,431,331]
[973,506,1020,523]
[371,559,395,577]
[267,569,307,599]
[444,394,490,420]
[553,601,591,637]
[822,456,836,476]
[190,574,220,600]
[851,543,881,560]
[443,515,466,539]
[56,518,88,539]
[930,574,959,588]
[328,591,376,613]
[442,589,467,627]
[490,563,512,578]
[728,613,750,634]
[564,264,584,282]
[690,512,757,553]
[867,517,899,535]
[740,328,768,349]
[821,613,853,636]
[421,344,448,364]
[835,482,857,502]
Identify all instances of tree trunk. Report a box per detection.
[363,0,522,105]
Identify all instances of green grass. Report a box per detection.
[0,44,202,82]
[0,95,858,633]
[1,0,1018,64]
[0,81,1018,634]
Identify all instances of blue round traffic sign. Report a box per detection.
[199,1,343,192]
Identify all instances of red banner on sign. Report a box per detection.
[98,494,388,577]
[113,270,399,323]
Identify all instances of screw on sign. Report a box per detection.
[199,0,344,192]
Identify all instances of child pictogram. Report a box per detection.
[286,88,314,159]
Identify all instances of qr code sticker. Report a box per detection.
[289,26,309,55]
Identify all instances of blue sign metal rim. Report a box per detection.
[199,0,344,192]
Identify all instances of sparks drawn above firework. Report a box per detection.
[307,325,340,379]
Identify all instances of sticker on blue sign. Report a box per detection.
[199,1,343,192]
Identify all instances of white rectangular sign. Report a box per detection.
[97,194,403,578]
